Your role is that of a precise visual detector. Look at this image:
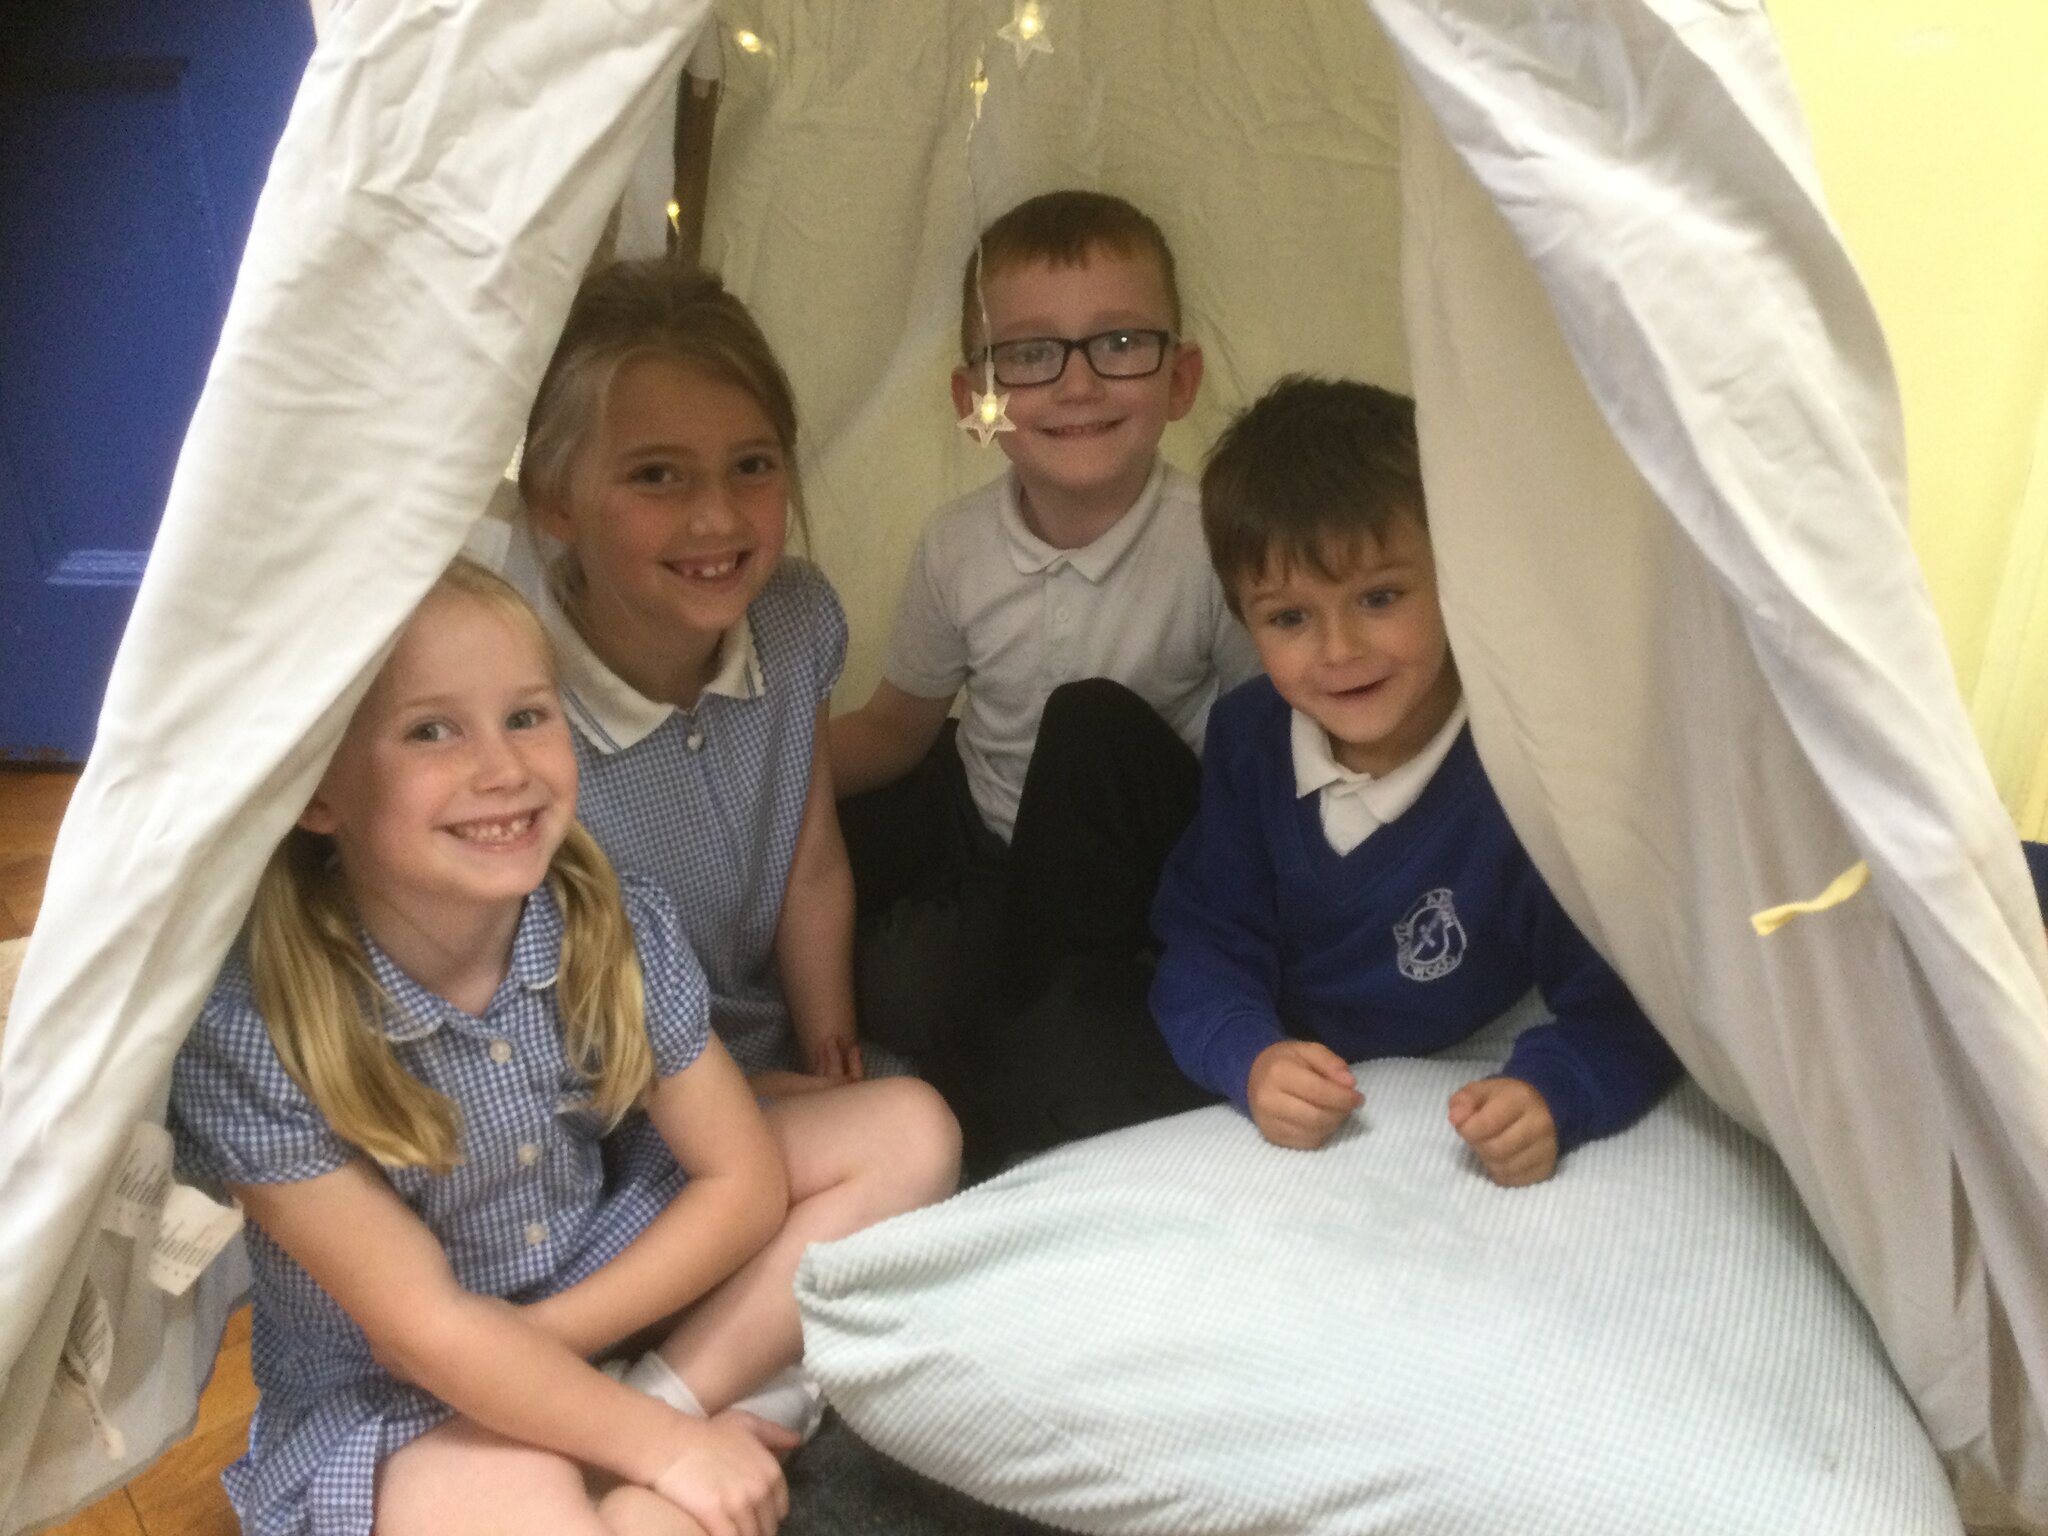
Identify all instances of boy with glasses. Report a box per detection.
[832,190,1255,1170]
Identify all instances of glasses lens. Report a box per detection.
[1085,329,1167,377]
[988,338,1067,387]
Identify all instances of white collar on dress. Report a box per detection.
[998,459,1166,582]
[539,560,764,756]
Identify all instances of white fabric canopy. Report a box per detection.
[1375,8,2048,1525]
[3,2,2044,1531]
[0,5,713,1524]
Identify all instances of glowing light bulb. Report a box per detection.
[734,29,764,54]
[958,383,1016,445]
[997,0,1053,65]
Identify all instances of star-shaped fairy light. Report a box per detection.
[997,1,1052,67]
[958,378,1016,446]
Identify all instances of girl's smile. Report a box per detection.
[533,354,791,707]
[299,590,577,976]
[441,808,546,848]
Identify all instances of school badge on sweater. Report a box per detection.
[1395,888,1466,981]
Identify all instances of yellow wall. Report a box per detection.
[1771,2,2048,838]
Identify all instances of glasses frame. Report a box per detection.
[974,328,1178,389]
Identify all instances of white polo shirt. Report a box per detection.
[1293,698,1471,855]
[883,461,1258,842]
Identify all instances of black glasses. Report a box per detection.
[974,328,1176,388]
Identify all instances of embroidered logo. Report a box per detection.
[1394,888,1466,982]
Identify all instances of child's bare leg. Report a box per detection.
[594,1485,709,1536]
[375,1418,612,1536]
[655,1077,960,1409]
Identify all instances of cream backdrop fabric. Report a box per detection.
[693,0,1410,700]
[3,1,2045,1532]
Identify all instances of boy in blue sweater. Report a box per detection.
[1150,377,1681,1185]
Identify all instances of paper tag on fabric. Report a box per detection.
[146,1185,244,1296]
[59,1276,125,1459]
[101,1122,174,1239]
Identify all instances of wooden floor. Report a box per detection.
[0,767,75,942]
[2,768,253,1536]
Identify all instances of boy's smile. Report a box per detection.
[1240,516,1461,779]
[953,247,1201,542]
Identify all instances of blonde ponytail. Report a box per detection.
[546,820,654,1128]
[248,828,464,1172]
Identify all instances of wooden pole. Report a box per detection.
[671,33,723,269]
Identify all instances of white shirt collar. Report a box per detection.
[998,459,1166,581]
[539,561,764,755]
[1292,697,1470,836]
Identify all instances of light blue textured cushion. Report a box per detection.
[797,1037,1960,1535]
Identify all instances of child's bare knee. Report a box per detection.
[876,1077,963,1200]
[375,1422,601,1536]
[595,1484,706,1536]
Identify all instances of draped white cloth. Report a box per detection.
[3,2,2043,1531]
[1373,6,2048,1525]
[0,5,713,1526]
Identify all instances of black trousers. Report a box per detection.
[839,679,1219,1174]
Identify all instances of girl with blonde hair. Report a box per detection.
[171,561,933,1536]
[514,255,962,1379]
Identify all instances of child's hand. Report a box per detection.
[1447,1077,1557,1186]
[650,1410,792,1536]
[802,1027,865,1083]
[1247,1041,1363,1149]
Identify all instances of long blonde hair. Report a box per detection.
[246,562,655,1173]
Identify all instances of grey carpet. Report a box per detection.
[784,1412,1065,1535]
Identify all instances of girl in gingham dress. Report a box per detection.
[514,261,959,1240]
[170,562,955,1536]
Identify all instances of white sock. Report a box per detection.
[618,1351,822,1442]
[728,1363,825,1442]
[620,1351,706,1418]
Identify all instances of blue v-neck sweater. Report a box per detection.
[1150,677,1679,1153]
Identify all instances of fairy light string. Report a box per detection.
[958,2,1054,445]
[716,8,1050,444]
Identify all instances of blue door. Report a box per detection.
[0,0,314,761]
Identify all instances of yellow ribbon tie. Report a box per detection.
[1750,860,1870,937]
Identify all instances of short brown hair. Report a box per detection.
[1201,376,1424,616]
[521,260,806,543]
[960,190,1181,357]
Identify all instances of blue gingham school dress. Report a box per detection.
[565,557,848,1076]
[168,875,710,1536]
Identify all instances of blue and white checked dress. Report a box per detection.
[168,875,710,1536]
[546,557,851,1076]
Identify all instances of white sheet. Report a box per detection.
[0,5,713,1526]
[1373,6,2048,1523]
